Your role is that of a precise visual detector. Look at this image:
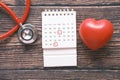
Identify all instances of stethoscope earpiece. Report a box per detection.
[18,24,38,44]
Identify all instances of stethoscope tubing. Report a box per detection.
[0,0,30,40]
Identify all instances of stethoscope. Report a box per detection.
[0,0,37,44]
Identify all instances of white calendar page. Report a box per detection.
[42,9,77,67]
[42,10,76,48]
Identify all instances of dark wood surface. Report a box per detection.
[0,0,120,80]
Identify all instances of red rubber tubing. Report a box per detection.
[0,0,30,40]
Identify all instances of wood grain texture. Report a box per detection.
[0,0,120,80]
[0,70,119,80]
[1,6,120,69]
[2,0,120,6]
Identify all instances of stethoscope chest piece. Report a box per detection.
[18,24,38,44]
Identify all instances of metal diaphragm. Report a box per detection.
[18,24,38,44]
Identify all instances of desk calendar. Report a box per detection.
[42,9,77,67]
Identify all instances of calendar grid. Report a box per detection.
[42,9,76,49]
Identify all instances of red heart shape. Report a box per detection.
[79,18,113,50]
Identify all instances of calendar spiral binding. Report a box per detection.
[43,9,75,16]
[44,9,74,12]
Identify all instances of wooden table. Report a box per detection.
[0,0,120,80]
